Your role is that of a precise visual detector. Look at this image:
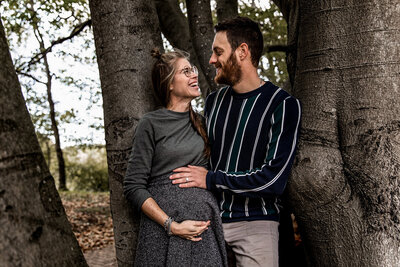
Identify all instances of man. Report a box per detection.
[170,16,301,266]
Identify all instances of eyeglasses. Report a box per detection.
[179,66,198,77]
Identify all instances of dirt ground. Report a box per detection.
[83,244,117,267]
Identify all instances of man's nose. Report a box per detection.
[209,53,217,65]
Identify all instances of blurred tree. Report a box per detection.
[216,0,238,22]
[0,17,87,266]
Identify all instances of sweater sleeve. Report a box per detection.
[206,97,302,198]
[123,117,155,211]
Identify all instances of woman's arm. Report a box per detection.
[141,198,210,241]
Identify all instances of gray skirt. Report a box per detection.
[134,173,228,267]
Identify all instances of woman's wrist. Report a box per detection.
[163,216,174,236]
[170,221,178,235]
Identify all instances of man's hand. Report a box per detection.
[169,165,208,189]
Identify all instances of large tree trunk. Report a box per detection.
[154,0,209,96]
[285,0,400,266]
[0,18,87,267]
[216,0,238,23]
[186,0,217,94]
[89,0,162,265]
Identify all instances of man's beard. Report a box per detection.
[214,52,242,86]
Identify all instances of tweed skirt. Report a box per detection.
[134,173,227,267]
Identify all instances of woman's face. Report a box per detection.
[169,58,200,101]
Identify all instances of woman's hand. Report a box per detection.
[170,220,211,241]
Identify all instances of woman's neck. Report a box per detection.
[167,99,191,112]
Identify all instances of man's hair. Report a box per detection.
[214,16,263,67]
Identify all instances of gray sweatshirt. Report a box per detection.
[123,108,208,211]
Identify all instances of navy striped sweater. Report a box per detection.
[204,82,301,223]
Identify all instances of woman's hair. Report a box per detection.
[151,48,210,158]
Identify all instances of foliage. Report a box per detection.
[64,145,109,192]
[0,0,102,146]
[239,0,288,86]
[38,138,108,191]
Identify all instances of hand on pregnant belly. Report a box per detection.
[171,220,211,241]
[170,165,208,189]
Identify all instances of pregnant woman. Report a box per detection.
[123,48,227,266]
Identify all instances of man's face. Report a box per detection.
[209,31,242,86]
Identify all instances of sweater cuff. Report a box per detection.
[206,171,217,191]
[127,189,152,212]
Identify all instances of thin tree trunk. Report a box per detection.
[0,18,87,267]
[186,0,217,95]
[154,0,210,96]
[43,54,67,191]
[216,0,238,23]
[272,0,300,88]
[286,0,400,266]
[46,140,51,166]
[29,0,68,191]
[89,0,163,265]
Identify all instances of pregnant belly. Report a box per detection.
[148,184,218,222]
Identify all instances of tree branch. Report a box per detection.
[17,71,46,84]
[16,19,92,72]
[266,44,289,53]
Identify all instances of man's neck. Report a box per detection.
[231,68,264,94]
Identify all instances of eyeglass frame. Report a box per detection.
[179,65,198,77]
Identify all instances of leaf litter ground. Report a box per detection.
[60,192,114,252]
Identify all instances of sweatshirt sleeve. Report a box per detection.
[123,117,155,211]
[206,97,302,198]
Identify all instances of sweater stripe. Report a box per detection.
[208,87,228,145]
[266,101,284,163]
[261,198,267,215]
[226,99,247,172]
[235,94,261,171]
[250,88,281,169]
[214,96,233,171]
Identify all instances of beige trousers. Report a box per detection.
[223,220,279,267]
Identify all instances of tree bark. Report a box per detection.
[89,0,163,265]
[0,18,87,267]
[287,1,400,266]
[154,0,210,96]
[216,0,238,23]
[186,0,217,94]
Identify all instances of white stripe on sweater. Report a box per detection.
[250,88,282,169]
[226,100,247,172]
[235,93,261,172]
[214,96,233,171]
